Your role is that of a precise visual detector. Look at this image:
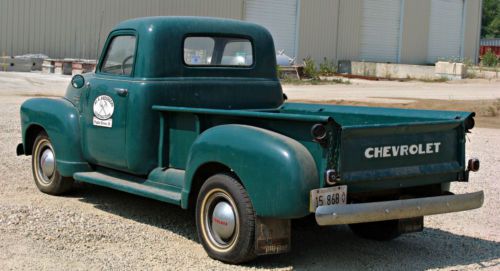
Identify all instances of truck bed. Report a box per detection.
[281,103,474,192]
[152,102,474,194]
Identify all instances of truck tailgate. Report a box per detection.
[339,120,467,192]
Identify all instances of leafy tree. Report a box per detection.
[482,0,500,38]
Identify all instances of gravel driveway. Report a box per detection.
[0,73,498,270]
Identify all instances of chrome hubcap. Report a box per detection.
[211,201,236,241]
[203,190,240,250]
[40,148,55,179]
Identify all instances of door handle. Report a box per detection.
[115,88,128,97]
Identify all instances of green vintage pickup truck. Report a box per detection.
[18,17,483,263]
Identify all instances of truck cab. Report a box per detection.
[18,16,483,264]
[67,17,283,175]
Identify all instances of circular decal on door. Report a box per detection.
[93,95,115,120]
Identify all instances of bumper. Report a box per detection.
[315,191,484,226]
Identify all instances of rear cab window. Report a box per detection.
[184,36,253,67]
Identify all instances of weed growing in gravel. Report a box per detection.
[302,57,319,79]
[418,76,450,83]
[487,106,498,116]
[281,78,350,85]
[319,57,336,76]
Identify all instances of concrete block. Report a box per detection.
[375,63,436,80]
[435,61,467,79]
[71,62,96,75]
[350,61,437,80]
[0,57,33,72]
[42,60,55,74]
[337,60,352,74]
[351,61,377,77]
[468,67,500,79]
[54,61,63,74]
[82,63,96,73]
[30,58,44,71]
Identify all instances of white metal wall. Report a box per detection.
[427,0,465,63]
[0,0,482,64]
[297,0,339,64]
[360,0,402,63]
[244,0,299,57]
[0,0,244,59]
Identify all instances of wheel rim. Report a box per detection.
[35,139,55,185]
[40,149,55,178]
[201,189,240,252]
[212,201,236,241]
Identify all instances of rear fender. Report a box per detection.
[183,124,318,219]
[20,98,91,176]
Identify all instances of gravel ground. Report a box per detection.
[0,72,499,270]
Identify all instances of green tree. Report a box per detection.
[482,0,500,38]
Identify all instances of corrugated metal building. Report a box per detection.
[0,0,482,64]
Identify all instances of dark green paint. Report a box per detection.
[20,98,92,176]
[81,74,130,170]
[182,124,318,218]
[19,17,476,219]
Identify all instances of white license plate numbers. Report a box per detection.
[310,185,347,212]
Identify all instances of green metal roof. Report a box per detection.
[107,16,277,79]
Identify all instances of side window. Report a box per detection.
[184,36,253,66]
[101,35,136,76]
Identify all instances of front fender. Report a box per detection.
[183,124,318,219]
[20,98,91,176]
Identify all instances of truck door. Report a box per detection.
[81,33,136,171]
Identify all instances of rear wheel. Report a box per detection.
[31,132,73,195]
[195,173,256,264]
[349,219,402,241]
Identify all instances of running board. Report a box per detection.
[74,171,182,205]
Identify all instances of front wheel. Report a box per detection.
[31,132,73,195]
[195,173,256,264]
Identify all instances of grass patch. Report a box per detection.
[414,76,450,83]
[474,66,500,72]
[14,93,61,98]
[281,78,350,85]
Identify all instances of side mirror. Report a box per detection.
[71,75,85,89]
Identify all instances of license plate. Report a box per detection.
[309,185,347,212]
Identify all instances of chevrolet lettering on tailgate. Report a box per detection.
[364,142,442,159]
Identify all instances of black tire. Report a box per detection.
[31,132,73,195]
[349,219,402,241]
[195,173,256,264]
